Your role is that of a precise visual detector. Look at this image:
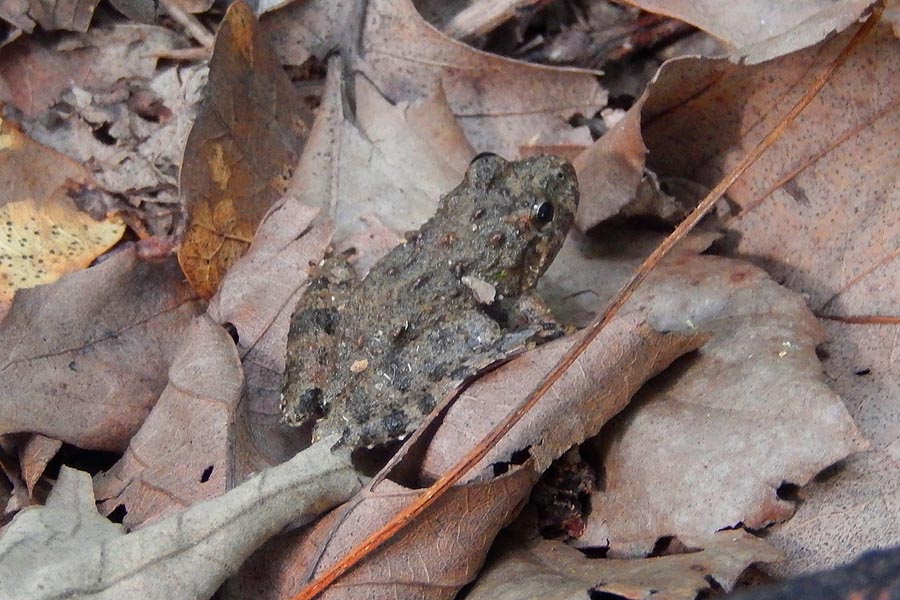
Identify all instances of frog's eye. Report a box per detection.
[532,201,555,227]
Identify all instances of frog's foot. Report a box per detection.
[280,385,325,426]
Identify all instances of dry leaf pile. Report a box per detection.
[0,1,897,599]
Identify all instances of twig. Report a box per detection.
[160,0,215,49]
[291,4,884,599]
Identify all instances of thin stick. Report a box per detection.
[160,0,215,49]
[292,5,883,599]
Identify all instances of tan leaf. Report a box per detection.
[262,0,353,65]
[420,319,706,479]
[0,443,360,599]
[177,1,313,299]
[569,253,867,557]
[283,58,471,271]
[25,0,100,32]
[93,315,243,528]
[0,24,187,118]
[0,246,202,451]
[624,0,873,62]
[467,530,782,600]
[358,0,606,157]
[93,201,332,528]
[18,434,62,497]
[222,469,534,600]
[572,102,647,231]
[0,119,124,311]
[208,199,333,480]
[418,0,545,41]
[637,18,898,573]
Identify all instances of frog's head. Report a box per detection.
[458,153,579,297]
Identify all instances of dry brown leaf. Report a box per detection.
[0,24,196,235]
[572,103,647,231]
[468,530,781,599]
[357,0,605,157]
[0,437,29,514]
[0,0,34,33]
[222,468,534,600]
[0,442,360,600]
[262,0,353,65]
[0,246,202,451]
[282,58,472,272]
[566,252,866,557]
[636,18,898,573]
[0,119,125,312]
[208,199,333,479]
[109,0,213,22]
[0,24,187,119]
[93,315,243,528]
[93,203,332,527]
[18,434,62,497]
[421,319,705,479]
[263,0,604,158]
[178,1,313,299]
[417,0,544,41]
[624,0,873,62]
[24,0,100,32]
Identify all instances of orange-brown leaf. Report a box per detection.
[177,0,313,298]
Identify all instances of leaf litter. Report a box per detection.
[0,0,893,598]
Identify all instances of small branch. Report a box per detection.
[160,0,215,49]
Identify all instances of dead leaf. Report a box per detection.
[420,319,706,479]
[18,434,61,497]
[0,438,29,514]
[467,530,782,600]
[282,58,470,271]
[417,0,544,41]
[0,442,360,599]
[636,17,898,573]
[0,0,34,33]
[0,24,187,119]
[0,119,125,311]
[624,0,873,63]
[24,0,100,32]
[178,0,313,298]
[93,315,243,528]
[93,202,333,528]
[0,246,202,451]
[208,198,332,480]
[262,0,353,65]
[357,0,605,157]
[572,102,647,231]
[0,24,196,236]
[222,468,535,600]
[565,252,866,557]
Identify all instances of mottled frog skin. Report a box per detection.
[281,153,579,447]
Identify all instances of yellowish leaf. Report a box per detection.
[0,119,125,307]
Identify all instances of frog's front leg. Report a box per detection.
[281,255,356,427]
[491,293,566,341]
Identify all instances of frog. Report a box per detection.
[280,153,579,447]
